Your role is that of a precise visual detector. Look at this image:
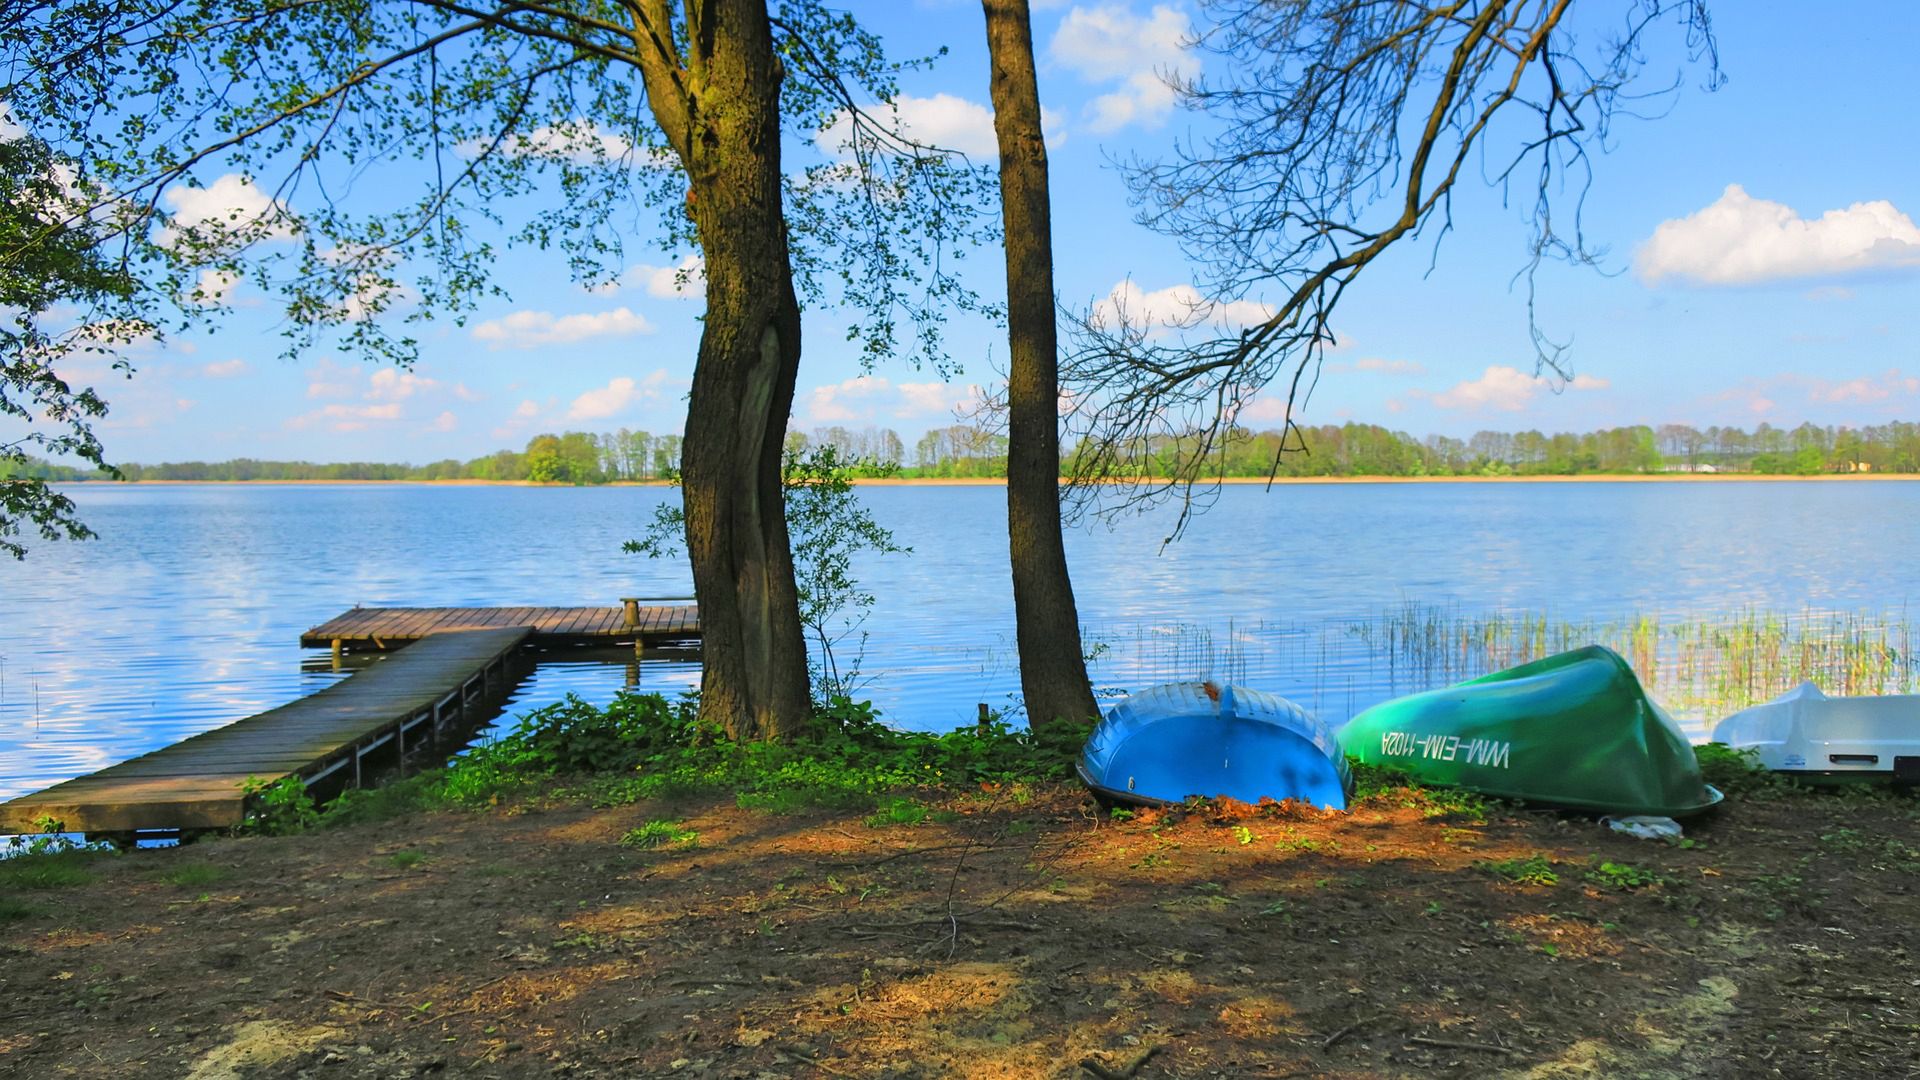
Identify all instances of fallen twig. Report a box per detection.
[1322,1012,1388,1050]
[1081,1044,1162,1080]
[860,841,998,866]
[778,1045,852,1077]
[1406,1036,1515,1056]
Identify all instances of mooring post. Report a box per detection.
[978,703,991,733]
[621,597,641,629]
[331,638,343,670]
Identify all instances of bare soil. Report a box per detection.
[2,784,1916,1079]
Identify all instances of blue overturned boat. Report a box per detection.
[1077,683,1351,810]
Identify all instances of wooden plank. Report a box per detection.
[309,609,370,638]
[306,605,699,646]
[0,627,532,834]
[562,607,609,636]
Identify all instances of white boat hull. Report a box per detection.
[1711,682,1920,780]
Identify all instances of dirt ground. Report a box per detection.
[2,783,1917,1079]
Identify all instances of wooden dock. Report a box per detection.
[300,603,700,652]
[0,628,529,836]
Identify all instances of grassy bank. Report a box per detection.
[0,694,1913,1077]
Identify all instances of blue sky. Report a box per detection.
[47,1,1920,464]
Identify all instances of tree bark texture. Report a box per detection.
[636,0,812,740]
[982,0,1100,728]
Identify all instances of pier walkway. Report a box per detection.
[0,627,529,836]
[300,603,699,652]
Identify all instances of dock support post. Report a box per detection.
[331,638,343,670]
[621,597,640,629]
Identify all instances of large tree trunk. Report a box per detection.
[659,2,813,741]
[983,0,1100,729]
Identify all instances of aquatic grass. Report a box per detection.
[1341,603,1918,721]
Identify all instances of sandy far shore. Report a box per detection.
[851,473,1920,486]
[56,472,1920,487]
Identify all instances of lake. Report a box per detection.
[2,479,1916,801]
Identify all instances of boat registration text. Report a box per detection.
[1377,732,1512,769]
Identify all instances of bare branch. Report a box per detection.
[1057,0,1718,536]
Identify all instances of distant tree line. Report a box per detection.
[0,429,686,483]
[6,419,1919,484]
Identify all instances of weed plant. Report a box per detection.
[620,820,698,849]
[1476,853,1559,886]
[1584,859,1671,890]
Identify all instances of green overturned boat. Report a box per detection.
[1341,645,1722,817]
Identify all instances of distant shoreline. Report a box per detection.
[49,473,1920,487]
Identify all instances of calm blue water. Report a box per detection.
[2,480,1915,800]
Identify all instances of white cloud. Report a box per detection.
[1092,279,1273,337]
[305,359,355,399]
[804,375,984,424]
[475,120,674,168]
[285,401,405,433]
[897,381,978,418]
[1352,357,1426,376]
[806,374,893,423]
[1637,185,1920,286]
[428,411,458,433]
[334,275,418,323]
[200,358,248,378]
[471,307,656,349]
[159,173,297,249]
[1236,396,1292,425]
[490,397,548,440]
[184,268,250,307]
[1424,365,1609,412]
[821,93,1066,161]
[591,254,706,299]
[366,368,438,400]
[567,371,672,421]
[1049,4,1195,133]
[1717,369,1920,414]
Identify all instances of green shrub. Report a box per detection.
[1695,742,1794,796]
[239,775,320,835]
[1347,755,1495,819]
[863,798,928,828]
[1584,859,1671,890]
[620,820,698,849]
[1476,853,1558,886]
[216,690,1092,838]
